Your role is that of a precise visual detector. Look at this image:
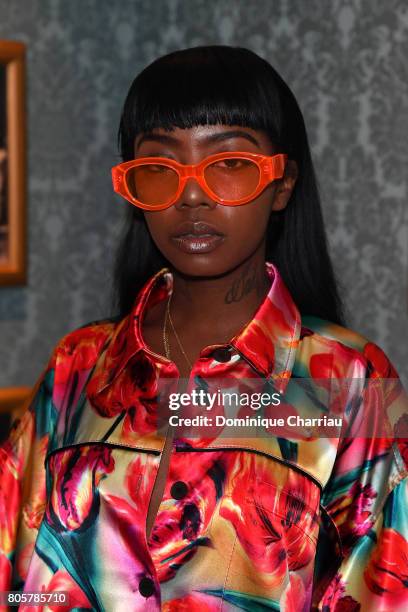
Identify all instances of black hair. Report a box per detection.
[113,45,345,325]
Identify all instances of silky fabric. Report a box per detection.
[1,263,407,611]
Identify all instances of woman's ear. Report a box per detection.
[271,159,298,211]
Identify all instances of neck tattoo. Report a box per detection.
[224,262,267,304]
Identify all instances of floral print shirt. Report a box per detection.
[1,262,407,611]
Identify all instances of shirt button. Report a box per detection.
[212,347,232,363]
[139,576,155,598]
[170,480,188,500]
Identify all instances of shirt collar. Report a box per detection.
[87,262,301,401]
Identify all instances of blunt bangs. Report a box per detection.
[118,46,288,161]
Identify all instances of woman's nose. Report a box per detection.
[174,177,217,209]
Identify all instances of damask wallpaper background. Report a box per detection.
[0,0,407,387]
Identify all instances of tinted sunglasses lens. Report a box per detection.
[204,157,260,201]
[125,163,179,207]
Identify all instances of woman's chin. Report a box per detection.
[165,252,239,279]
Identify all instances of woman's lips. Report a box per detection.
[170,233,225,254]
[170,221,225,254]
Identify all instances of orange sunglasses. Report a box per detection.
[112,151,288,210]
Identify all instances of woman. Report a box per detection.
[1,45,407,611]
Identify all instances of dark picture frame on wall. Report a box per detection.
[0,40,26,285]
[0,386,32,442]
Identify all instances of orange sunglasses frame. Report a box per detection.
[112,151,288,210]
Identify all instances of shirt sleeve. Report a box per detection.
[312,343,408,610]
[0,352,57,593]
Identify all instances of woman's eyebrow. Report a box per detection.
[136,130,260,148]
[203,130,260,146]
[136,133,179,147]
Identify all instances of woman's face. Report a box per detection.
[134,124,297,277]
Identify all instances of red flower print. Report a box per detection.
[363,343,398,379]
[21,436,48,530]
[310,345,366,380]
[54,324,111,386]
[86,317,146,417]
[320,573,361,611]
[101,494,158,598]
[219,453,317,586]
[309,349,366,419]
[279,573,307,611]
[335,596,361,611]
[162,593,216,610]
[327,481,377,547]
[147,452,222,582]
[46,445,114,531]
[310,353,334,379]
[0,446,21,555]
[364,528,408,604]
[18,569,93,612]
[88,349,173,422]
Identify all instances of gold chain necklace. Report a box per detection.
[163,292,193,370]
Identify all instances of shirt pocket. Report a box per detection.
[35,444,161,609]
[209,451,321,604]
[43,443,159,534]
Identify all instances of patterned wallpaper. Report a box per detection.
[0,0,407,387]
